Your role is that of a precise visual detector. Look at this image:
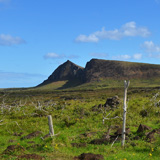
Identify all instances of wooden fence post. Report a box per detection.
[48,115,54,137]
[121,80,130,147]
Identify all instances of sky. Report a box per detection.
[0,0,160,88]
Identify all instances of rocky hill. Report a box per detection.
[38,59,160,88]
[38,60,84,86]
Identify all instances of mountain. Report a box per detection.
[38,60,84,87]
[37,59,160,89]
[83,59,160,82]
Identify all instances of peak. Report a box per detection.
[64,60,75,65]
[66,60,72,63]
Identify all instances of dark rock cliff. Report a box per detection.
[38,59,160,87]
[38,60,84,86]
[83,59,160,82]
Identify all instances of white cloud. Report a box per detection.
[44,53,64,59]
[44,53,79,59]
[113,54,131,60]
[75,34,99,42]
[113,53,142,60]
[75,22,150,42]
[142,41,160,53]
[90,53,107,58]
[133,53,142,60]
[0,34,25,46]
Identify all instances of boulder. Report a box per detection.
[104,96,120,108]
[137,124,151,133]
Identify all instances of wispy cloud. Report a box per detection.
[142,41,160,53]
[44,53,79,59]
[90,53,107,58]
[75,22,150,42]
[133,53,142,60]
[113,54,131,60]
[0,34,25,46]
[113,53,142,60]
[44,53,65,59]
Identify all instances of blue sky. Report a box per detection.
[0,0,160,88]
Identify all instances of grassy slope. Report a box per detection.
[34,77,160,91]
[0,87,160,159]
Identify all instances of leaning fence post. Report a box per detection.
[48,115,54,137]
[121,80,130,147]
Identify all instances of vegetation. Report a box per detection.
[0,84,160,159]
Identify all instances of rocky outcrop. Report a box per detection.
[38,60,84,86]
[38,58,160,88]
[83,59,160,82]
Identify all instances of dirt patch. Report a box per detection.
[43,133,50,139]
[21,131,42,140]
[17,153,44,160]
[74,153,104,160]
[3,145,25,155]
[90,138,109,145]
[13,132,23,136]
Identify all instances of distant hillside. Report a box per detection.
[37,60,84,87]
[37,59,160,89]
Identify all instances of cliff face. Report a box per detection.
[83,59,160,82]
[38,59,160,87]
[38,60,84,86]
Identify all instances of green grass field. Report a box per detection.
[0,83,160,159]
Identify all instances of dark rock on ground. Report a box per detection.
[74,153,104,160]
[133,136,140,140]
[114,127,130,136]
[137,124,152,133]
[140,110,148,117]
[3,145,25,155]
[104,95,120,108]
[146,129,157,142]
[21,131,42,140]
[109,135,129,142]
[43,133,50,139]
[17,153,44,160]
[13,132,23,136]
[90,138,109,145]
[91,96,120,112]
